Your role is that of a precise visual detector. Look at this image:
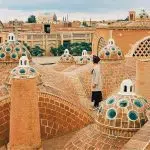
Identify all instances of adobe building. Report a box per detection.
[0,19,95,56]
[0,21,150,149]
[92,9,150,56]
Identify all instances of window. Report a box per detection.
[24,60,27,65]
[130,86,133,92]
[124,86,127,92]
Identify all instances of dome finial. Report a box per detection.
[119,79,135,95]
[8,33,16,42]
[64,49,70,55]
[19,56,30,67]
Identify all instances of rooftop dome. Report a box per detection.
[59,49,75,63]
[99,38,124,60]
[136,9,149,19]
[97,79,149,138]
[0,33,31,63]
[5,56,42,85]
[77,50,91,64]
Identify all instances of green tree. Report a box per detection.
[51,42,92,56]
[30,46,45,56]
[51,45,65,56]
[23,42,31,51]
[27,15,36,23]
[82,21,88,27]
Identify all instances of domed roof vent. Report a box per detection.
[96,79,149,138]
[11,56,38,79]
[77,50,91,64]
[119,79,135,96]
[0,32,32,63]
[99,37,124,60]
[59,49,75,63]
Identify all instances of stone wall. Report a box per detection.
[39,92,93,139]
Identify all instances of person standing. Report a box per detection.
[91,55,102,110]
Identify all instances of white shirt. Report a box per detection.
[91,65,102,91]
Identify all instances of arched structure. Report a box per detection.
[128,36,150,57]
[97,37,107,53]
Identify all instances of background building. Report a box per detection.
[0,20,95,56]
[92,9,150,56]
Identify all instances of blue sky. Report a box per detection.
[0,0,149,22]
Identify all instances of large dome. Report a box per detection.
[0,33,31,63]
[97,79,149,137]
[99,38,124,60]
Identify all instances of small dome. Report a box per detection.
[77,50,91,64]
[0,33,31,63]
[59,49,75,63]
[99,38,124,60]
[11,56,37,79]
[136,9,149,19]
[97,79,149,138]
[5,56,42,86]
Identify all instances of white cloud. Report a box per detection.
[0,8,129,22]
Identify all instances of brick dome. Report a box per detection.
[97,79,149,133]
[0,33,31,63]
[99,38,124,60]
[6,56,42,85]
[77,50,91,64]
[59,49,75,63]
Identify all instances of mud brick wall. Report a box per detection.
[136,59,150,101]
[0,98,10,146]
[78,60,134,100]
[39,92,93,139]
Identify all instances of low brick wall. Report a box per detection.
[122,121,150,150]
[0,98,10,147]
[39,92,93,139]
[0,92,93,145]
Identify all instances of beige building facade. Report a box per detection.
[0,29,94,56]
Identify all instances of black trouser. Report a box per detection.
[92,91,102,108]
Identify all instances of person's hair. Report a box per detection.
[93,55,100,64]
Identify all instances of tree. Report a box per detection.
[30,46,45,56]
[50,42,92,56]
[27,15,36,23]
[82,21,88,27]
[23,42,31,51]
